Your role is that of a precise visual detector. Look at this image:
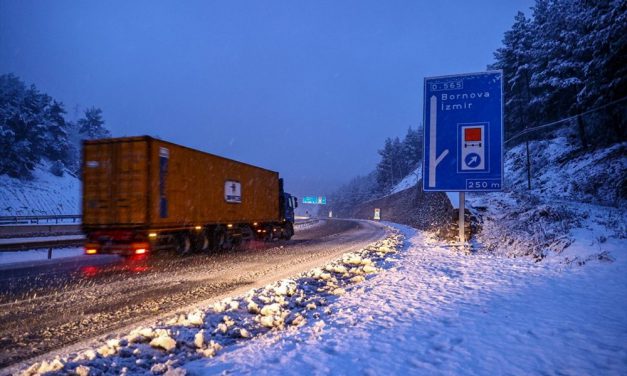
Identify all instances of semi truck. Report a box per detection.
[82,136,297,256]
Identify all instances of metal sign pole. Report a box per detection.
[459,192,465,243]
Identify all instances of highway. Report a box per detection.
[0,219,386,369]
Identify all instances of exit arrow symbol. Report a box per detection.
[428,95,449,187]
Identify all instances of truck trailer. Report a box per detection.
[82,136,297,256]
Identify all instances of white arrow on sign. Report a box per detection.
[429,95,449,187]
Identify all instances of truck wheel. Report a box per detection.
[238,226,253,250]
[211,228,226,251]
[281,223,294,240]
[176,234,191,255]
[263,226,274,241]
[196,232,209,252]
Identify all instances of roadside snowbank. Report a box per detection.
[293,219,324,231]
[467,191,626,263]
[16,227,404,376]
[186,224,627,375]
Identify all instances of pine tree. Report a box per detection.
[392,137,407,182]
[78,107,110,139]
[0,74,111,178]
[528,0,587,122]
[402,126,423,170]
[491,11,535,140]
[0,75,41,178]
[43,100,70,163]
[576,0,627,143]
[490,0,627,146]
[376,138,395,193]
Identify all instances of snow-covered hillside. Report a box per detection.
[505,137,626,207]
[0,161,81,216]
[465,136,626,260]
[389,165,421,195]
[385,136,626,209]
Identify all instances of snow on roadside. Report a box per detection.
[185,224,627,375]
[467,191,626,263]
[15,227,404,376]
[293,219,324,231]
[461,136,626,262]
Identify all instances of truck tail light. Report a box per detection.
[85,243,99,255]
[131,242,150,255]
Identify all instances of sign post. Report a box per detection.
[422,71,503,243]
[459,192,465,243]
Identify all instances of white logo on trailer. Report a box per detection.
[225,180,242,203]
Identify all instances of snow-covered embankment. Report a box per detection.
[0,162,80,216]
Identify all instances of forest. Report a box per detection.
[490,0,625,143]
[0,74,111,178]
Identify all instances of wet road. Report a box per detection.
[0,219,386,369]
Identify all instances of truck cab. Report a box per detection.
[283,192,297,224]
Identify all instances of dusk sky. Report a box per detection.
[0,0,533,196]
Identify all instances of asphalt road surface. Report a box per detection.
[0,219,386,370]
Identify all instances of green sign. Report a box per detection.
[302,196,327,205]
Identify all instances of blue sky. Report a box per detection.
[0,0,533,196]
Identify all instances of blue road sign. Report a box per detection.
[422,71,503,192]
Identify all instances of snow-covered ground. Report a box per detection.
[0,161,81,216]
[187,224,627,375]
[389,165,421,195]
[505,137,625,208]
[467,191,626,262]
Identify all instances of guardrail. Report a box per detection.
[0,214,82,225]
[0,235,85,252]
